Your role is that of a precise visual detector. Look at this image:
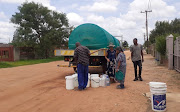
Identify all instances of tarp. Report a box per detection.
[68,23,120,50]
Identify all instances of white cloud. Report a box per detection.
[0,21,15,43]
[79,0,119,13]
[67,13,84,26]
[0,0,56,10]
[0,0,179,45]
[126,0,176,20]
[0,12,7,19]
[115,0,177,45]
[87,14,105,23]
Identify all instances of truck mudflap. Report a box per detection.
[57,65,102,68]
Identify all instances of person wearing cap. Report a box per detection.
[105,43,116,83]
[115,47,126,89]
[130,38,144,81]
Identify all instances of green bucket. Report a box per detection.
[115,71,124,81]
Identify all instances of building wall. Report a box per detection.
[13,47,20,61]
[0,46,14,62]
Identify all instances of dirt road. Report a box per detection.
[0,51,179,112]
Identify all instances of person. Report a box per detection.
[105,43,116,83]
[115,47,126,89]
[130,38,144,81]
[73,42,103,91]
[74,42,90,91]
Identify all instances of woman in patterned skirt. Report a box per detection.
[105,43,116,83]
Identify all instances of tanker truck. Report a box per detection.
[54,23,120,72]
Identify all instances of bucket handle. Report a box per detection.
[91,79,100,83]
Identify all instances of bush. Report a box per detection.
[155,35,166,56]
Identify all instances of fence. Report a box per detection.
[166,34,174,70]
[174,37,180,72]
[149,34,180,73]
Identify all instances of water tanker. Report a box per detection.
[54,23,120,72]
[68,23,120,50]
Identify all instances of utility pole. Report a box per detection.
[141,10,152,54]
[144,33,146,44]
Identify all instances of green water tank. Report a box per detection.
[68,23,120,50]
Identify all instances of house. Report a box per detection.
[0,43,20,62]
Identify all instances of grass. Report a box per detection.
[0,56,63,68]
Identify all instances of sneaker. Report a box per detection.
[139,77,143,81]
[116,85,121,89]
[120,84,124,89]
[133,78,138,81]
[116,84,125,89]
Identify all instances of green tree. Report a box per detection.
[155,35,166,56]
[149,21,171,44]
[11,2,72,58]
[149,18,180,44]
[122,41,129,47]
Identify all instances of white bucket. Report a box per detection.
[100,74,108,78]
[149,82,167,111]
[86,74,91,88]
[72,74,78,87]
[100,77,106,87]
[149,82,166,88]
[91,74,99,78]
[91,77,100,88]
[65,76,74,90]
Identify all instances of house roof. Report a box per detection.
[0,43,13,47]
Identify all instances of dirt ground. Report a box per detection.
[0,51,180,112]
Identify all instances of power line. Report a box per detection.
[148,0,152,10]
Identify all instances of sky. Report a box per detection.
[0,0,180,45]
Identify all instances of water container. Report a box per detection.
[65,76,74,90]
[72,74,78,87]
[91,74,99,78]
[99,78,102,86]
[106,76,110,86]
[86,74,91,87]
[91,77,100,88]
[149,82,167,111]
[100,74,108,78]
[100,77,106,87]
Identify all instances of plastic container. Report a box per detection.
[100,77,106,87]
[149,82,167,111]
[86,74,91,87]
[65,76,75,90]
[100,74,108,78]
[91,77,100,88]
[91,74,99,78]
[72,74,78,87]
[106,76,110,86]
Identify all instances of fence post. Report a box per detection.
[174,37,180,72]
[166,34,174,70]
